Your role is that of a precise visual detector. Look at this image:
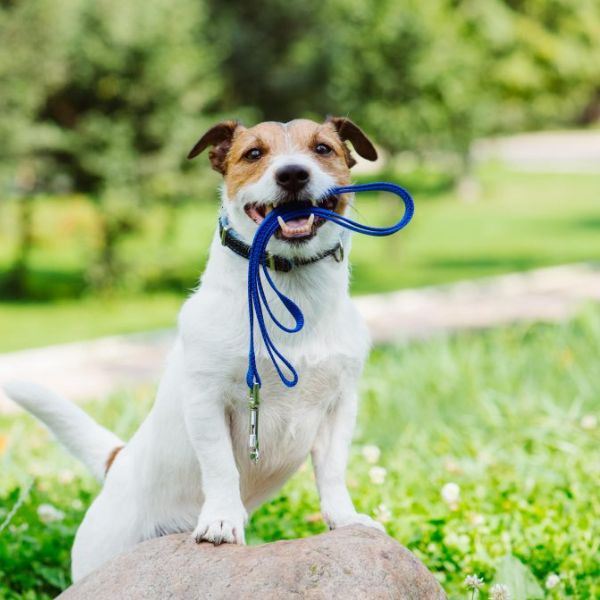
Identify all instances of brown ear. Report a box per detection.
[187,120,241,174]
[326,116,378,163]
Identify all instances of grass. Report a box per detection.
[1,164,600,352]
[0,295,181,352]
[1,307,599,599]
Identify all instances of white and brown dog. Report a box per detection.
[4,116,384,581]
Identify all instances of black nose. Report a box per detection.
[275,164,310,192]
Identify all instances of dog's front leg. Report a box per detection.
[183,375,247,545]
[311,387,384,533]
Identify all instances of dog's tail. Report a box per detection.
[3,381,124,481]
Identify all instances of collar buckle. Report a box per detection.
[333,241,345,263]
[220,223,230,246]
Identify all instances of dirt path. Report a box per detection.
[1,263,599,414]
[473,129,600,172]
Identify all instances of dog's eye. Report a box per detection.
[314,143,333,155]
[244,148,263,161]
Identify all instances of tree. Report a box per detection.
[0,0,219,294]
[202,0,492,169]
[203,0,333,122]
[457,0,600,132]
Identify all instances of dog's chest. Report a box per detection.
[229,353,360,507]
[231,353,355,446]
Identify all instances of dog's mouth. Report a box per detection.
[244,195,339,242]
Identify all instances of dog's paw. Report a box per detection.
[326,512,386,533]
[192,508,247,545]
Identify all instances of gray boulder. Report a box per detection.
[58,525,447,599]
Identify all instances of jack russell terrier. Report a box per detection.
[4,116,385,581]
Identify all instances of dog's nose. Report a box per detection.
[275,165,310,192]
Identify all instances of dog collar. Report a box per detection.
[218,214,344,272]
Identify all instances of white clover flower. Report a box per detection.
[361,444,381,464]
[368,466,387,485]
[580,415,597,430]
[37,503,65,524]
[545,573,561,589]
[441,482,461,505]
[489,583,510,600]
[373,503,391,523]
[464,574,484,590]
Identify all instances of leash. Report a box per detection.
[245,182,415,462]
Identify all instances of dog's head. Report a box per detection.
[188,117,377,257]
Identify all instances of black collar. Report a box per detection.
[218,215,344,273]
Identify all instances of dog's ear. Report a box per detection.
[187,120,241,174]
[326,116,378,167]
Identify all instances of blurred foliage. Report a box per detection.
[0,0,218,193]
[207,0,600,157]
[1,166,599,315]
[0,0,219,293]
[463,0,600,130]
[1,0,599,296]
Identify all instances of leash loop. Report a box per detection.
[244,181,415,459]
[246,181,414,389]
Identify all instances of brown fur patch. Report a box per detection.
[224,122,285,198]
[189,117,377,215]
[188,120,241,173]
[224,119,354,202]
[326,117,378,162]
[105,445,124,476]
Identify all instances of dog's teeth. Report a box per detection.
[277,216,286,230]
[307,214,315,228]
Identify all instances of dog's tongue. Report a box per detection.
[285,217,309,228]
[278,216,312,238]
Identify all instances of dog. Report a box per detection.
[4,116,384,581]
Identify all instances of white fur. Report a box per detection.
[3,381,122,481]
[3,147,383,582]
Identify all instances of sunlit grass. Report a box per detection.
[1,308,599,598]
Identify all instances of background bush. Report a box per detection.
[1,0,599,295]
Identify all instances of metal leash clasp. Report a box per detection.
[248,382,260,463]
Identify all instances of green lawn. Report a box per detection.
[0,295,182,352]
[1,308,599,599]
[1,164,599,352]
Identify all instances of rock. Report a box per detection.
[58,525,447,600]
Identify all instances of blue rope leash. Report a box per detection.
[245,182,414,461]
